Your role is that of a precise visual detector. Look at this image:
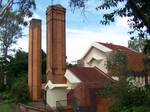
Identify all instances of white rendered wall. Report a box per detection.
[65,70,81,84]
[83,47,108,73]
[64,70,81,89]
[46,88,68,108]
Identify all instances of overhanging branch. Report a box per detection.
[0,0,14,17]
[129,0,150,33]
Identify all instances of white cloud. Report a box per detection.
[66,26,130,62]
[11,4,132,63]
[115,17,129,28]
[13,24,131,63]
[25,13,42,22]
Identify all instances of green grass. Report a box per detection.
[0,103,20,112]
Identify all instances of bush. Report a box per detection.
[109,85,150,112]
[11,73,29,103]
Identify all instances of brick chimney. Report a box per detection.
[28,19,41,101]
[46,4,66,84]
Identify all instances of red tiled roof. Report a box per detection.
[98,42,146,74]
[98,42,135,53]
[69,67,112,83]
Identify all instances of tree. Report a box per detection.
[0,50,28,90]
[107,51,150,112]
[11,72,29,103]
[69,0,150,57]
[0,0,36,19]
[0,50,29,103]
[107,51,128,78]
[0,0,35,90]
[0,0,36,59]
[144,40,150,55]
[109,86,150,112]
[41,49,46,82]
[5,50,28,88]
[107,51,129,99]
[69,0,150,38]
[128,37,145,53]
[0,11,22,59]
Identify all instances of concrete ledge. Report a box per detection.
[19,103,53,112]
[45,80,68,89]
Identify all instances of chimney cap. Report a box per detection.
[46,4,66,15]
[54,4,64,8]
[30,19,41,26]
[47,4,65,10]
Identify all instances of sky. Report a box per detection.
[13,0,131,63]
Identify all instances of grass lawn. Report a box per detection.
[0,103,20,112]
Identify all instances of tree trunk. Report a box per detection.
[3,46,8,60]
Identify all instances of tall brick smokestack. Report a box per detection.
[46,4,66,84]
[28,19,41,101]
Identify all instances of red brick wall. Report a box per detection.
[46,5,66,84]
[72,82,111,112]
[96,96,112,112]
[28,19,41,101]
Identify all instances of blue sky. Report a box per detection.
[14,0,131,62]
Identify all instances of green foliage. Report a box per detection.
[0,103,13,112]
[144,57,150,75]
[97,0,150,39]
[109,85,150,112]
[0,0,36,59]
[0,49,47,104]
[95,88,112,96]
[0,0,36,20]
[41,49,46,82]
[0,91,14,103]
[11,73,29,103]
[107,51,128,77]
[5,50,28,89]
[72,97,78,112]
[69,0,88,11]
[106,50,150,112]
[0,11,22,59]
[128,37,146,53]
[144,40,150,55]
[0,50,30,104]
[0,103,20,112]
[69,0,150,39]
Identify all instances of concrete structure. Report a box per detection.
[28,19,42,101]
[46,4,66,84]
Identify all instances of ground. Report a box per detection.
[0,103,20,112]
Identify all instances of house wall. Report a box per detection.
[73,82,108,106]
[46,88,68,108]
[130,76,146,87]
[73,84,86,106]
[83,47,108,73]
[64,70,81,90]
[96,96,112,112]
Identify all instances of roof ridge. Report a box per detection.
[97,42,136,53]
[98,42,126,47]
